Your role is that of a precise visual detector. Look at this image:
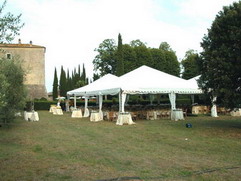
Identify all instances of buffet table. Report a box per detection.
[230,108,241,116]
[71,109,82,118]
[24,111,39,121]
[52,106,63,115]
[90,112,102,122]
[171,109,184,121]
[116,112,136,125]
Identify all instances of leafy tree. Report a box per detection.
[93,73,100,81]
[159,42,180,76]
[0,0,25,125]
[164,51,180,76]
[59,66,67,97]
[93,37,180,78]
[150,48,166,72]
[122,44,137,73]
[159,42,172,51]
[199,1,241,108]
[52,67,58,100]
[130,39,146,47]
[93,39,117,76]
[134,45,153,68]
[0,57,26,124]
[181,49,200,79]
[0,0,24,43]
[116,33,124,76]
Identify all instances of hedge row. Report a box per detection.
[32,98,193,110]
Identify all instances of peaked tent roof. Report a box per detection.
[67,74,119,96]
[87,65,203,95]
[187,75,201,88]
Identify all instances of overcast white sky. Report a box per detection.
[6,0,237,92]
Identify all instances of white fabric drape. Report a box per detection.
[168,92,176,110]
[74,95,77,109]
[211,96,218,117]
[99,95,103,120]
[83,97,89,117]
[119,92,127,113]
[125,95,129,104]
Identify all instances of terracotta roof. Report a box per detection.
[0,43,45,49]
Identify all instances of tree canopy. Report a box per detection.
[0,0,24,43]
[0,57,26,124]
[93,36,180,77]
[0,0,25,125]
[93,39,117,76]
[199,1,241,108]
[181,49,200,80]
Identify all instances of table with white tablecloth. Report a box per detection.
[49,105,56,113]
[52,106,63,115]
[230,108,241,116]
[146,111,157,120]
[90,112,102,122]
[24,111,39,121]
[171,109,184,121]
[71,109,82,118]
[116,112,136,125]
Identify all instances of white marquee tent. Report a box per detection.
[85,66,203,113]
[67,66,208,120]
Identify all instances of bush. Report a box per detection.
[33,101,57,110]
[0,57,26,124]
[32,97,194,111]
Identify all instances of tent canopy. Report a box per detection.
[67,74,119,96]
[87,65,203,95]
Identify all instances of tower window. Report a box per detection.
[6,53,12,59]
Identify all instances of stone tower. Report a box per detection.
[0,40,47,99]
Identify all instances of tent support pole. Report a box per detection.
[74,94,77,109]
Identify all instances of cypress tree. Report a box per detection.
[52,67,58,100]
[72,68,78,89]
[59,66,67,97]
[81,64,86,84]
[78,64,81,77]
[71,70,75,89]
[116,33,124,76]
[66,68,71,92]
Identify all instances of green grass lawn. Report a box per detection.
[1,111,241,181]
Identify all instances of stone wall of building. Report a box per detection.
[0,42,48,99]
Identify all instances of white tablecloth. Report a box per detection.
[49,105,56,113]
[230,109,241,116]
[52,107,63,115]
[116,113,136,125]
[146,111,157,120]
[171,109,184,121]
[71,110,82,118]
[24,111,39,121]
[90,112,102,122]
